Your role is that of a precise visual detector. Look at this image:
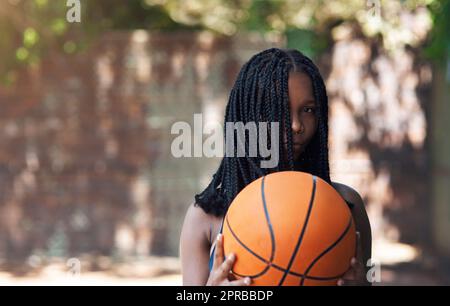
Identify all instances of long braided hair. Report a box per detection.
[195,48,331,217]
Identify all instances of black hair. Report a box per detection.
[194,48,331,217]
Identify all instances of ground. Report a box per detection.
[1,240,449,285]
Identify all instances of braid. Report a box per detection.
[195,48,331,216]
[281,64,295,171]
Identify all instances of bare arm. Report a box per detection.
[349,191,372,286]
[179,203,211,285]
[333,182,372,286]
[332,182,372,265]
[345,187,372,267]
[179,203,251,286]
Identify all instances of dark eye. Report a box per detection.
[304,107,316,114]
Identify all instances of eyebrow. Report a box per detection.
[302,99,316,105]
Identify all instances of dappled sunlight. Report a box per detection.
[327,23,430,251]
[372,239,419,266]
[0,256,181,286]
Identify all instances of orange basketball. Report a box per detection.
[222,171,356,286]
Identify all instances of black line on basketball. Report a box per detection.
[232,263,345,281]
[225,175,276,279]
[227,210,346,280]
[278,175,317,286]
[261,175,276,263]
[225,216,271,278]
[299,216,354,285]
[226,175,344,282]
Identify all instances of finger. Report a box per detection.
[218,253,235,278]
[351,257,363,272]
[212,234,224,270]
[229,277,251,286]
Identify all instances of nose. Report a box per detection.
[291,114,304,135]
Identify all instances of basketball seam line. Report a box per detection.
[226,175,347,282]
[226,215,272,278]
[261,175,276,263]
[300,216,354,285]
[227,211,348,280]
[278,175,317,286]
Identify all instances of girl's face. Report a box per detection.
[282,72,318,161]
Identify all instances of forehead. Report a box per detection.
[287,72,314,102]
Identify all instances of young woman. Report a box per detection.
[179,48,372,286]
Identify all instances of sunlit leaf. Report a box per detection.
[16,47,29,61]
[23,27,40,47]
[51,18,67,35]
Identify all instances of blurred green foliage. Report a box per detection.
[0,0,448,86]
[424,0,450,63]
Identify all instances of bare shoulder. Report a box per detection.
[331,182,364,208]
[182,203,222,244]
[183,203,212,237]
[185,203,209,223]
[331,181,372,264]
[331,181,368,224]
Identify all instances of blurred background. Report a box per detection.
[0,0,449,286]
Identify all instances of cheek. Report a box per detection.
[305,118,318,140]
